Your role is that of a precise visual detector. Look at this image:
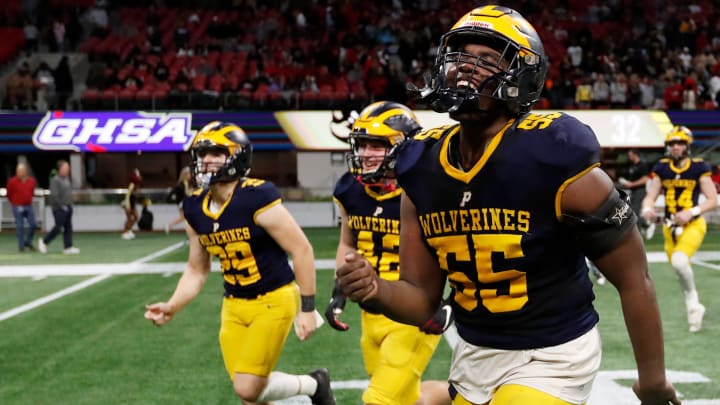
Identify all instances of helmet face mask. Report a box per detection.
[428,5,547,117]
[345,101,421,186]
[190,121,252,188]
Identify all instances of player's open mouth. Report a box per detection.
[456,80,479,91]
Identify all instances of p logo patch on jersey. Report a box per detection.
[213,222,220,232]
[373,206,384,216]
[460,191,472,207]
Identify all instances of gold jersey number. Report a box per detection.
[427,234,528,313]
[206,241,261,286]
[356,230,400,280]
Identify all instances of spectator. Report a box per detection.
[664,76,684,109]
[639,74,655,108]
[6,162,37,252]
[52,19,66,52]
[54,56,74,110]
[22,18,39,55]
[121,168,143,240]
[609,73,628,108]
[87,4,109,37]
[682,77,698,110]
[591,73,610,108]
[34,61,56,111]
[174,18,190,56]
[164,167,192,234]
[5,63,35,110]
[618,149,651,233]
[39,160,79,255]
[575,75,593,108]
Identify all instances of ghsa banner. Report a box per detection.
[32,111,195,152]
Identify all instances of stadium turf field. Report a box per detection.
[0,227,718,404]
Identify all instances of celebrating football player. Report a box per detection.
[336,5,679,405]
[145,122,335,405]
[642,125,716,333]
[326,101,451,405]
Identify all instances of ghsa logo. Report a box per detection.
[32,111,195,152]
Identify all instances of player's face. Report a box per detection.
[667,141,688,160]
[357,139,388,172]
[198,150,228,174]
[446,43,506,119]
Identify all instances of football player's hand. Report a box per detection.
[674,209,694,226]
[324,281,349,331]
[641,207,657,223]
[336,251,379,303]
[420,298,454,335]
[144,302,175,326]
[294,310,319,341]
[632,379,680,405]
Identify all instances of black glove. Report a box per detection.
[324,281,349,331]
[420,296,454,335]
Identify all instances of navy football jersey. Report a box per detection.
[333,172,402,281]
[651,157,711,218]
[183,178,295,298]
[396,112,601,350]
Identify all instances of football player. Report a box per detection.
[336,5,680,405]
[641,125,716,333]
[326,101,451,405]
[144,122,335,405]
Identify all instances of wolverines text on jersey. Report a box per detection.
[396,112,601,350]
[334,173,403,280]
[334,173,402,312]
[183,178,294,298]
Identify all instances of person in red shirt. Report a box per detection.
[6,162,37,252]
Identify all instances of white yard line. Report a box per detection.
[0,273,111,322]
[0,241,187,322]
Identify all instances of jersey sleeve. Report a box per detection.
[542,113,601,178]
[333,172,358,212]
[246,179,282,213]
[698,160,712,177]
[651,160,664,176]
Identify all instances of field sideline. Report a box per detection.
[1,229,719,404]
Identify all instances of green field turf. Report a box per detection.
[1,226,719,403]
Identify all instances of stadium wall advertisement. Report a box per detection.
[2,109,718,153]
[1,110,718,230]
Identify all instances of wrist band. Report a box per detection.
[301,295,316,312]
[641,207,653,215]
[690,206,702,217]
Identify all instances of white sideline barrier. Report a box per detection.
[0,201,337,232]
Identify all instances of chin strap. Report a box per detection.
[355,176,396,193]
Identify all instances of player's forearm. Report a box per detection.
[366,278,436,326]
[168,265,209,314]
[292,244,316,297]
[619,278,669,387]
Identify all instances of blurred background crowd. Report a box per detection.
[0,0,719,113]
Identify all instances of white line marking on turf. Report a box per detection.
[691,259,720,272]
[272,370,720,404]
[0,273,110,322]
[0,241,188,322]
